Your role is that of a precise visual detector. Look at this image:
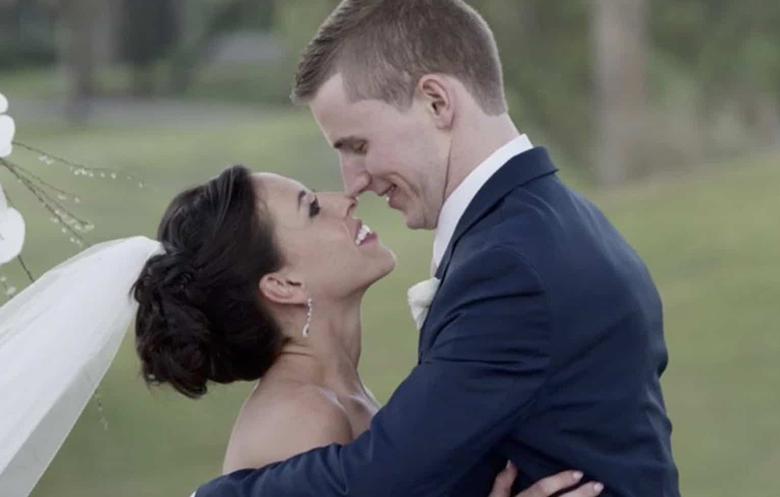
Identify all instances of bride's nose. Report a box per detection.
[322,193,358,217]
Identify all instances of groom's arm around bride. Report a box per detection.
[195,1,680,496]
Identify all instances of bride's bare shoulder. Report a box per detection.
[222,381,352,474]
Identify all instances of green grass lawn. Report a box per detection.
[0,103,776,497]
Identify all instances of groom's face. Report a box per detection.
[309,73,450,230]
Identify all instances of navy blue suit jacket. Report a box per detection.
[195,148,680,497]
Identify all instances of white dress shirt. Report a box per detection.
[432,134,534,272]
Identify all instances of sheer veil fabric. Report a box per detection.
[0,236,163,496]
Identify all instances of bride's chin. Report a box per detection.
[360,253,397,288]
[377,249,397,276]
[341,250,396,293]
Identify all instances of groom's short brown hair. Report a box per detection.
[292,0,507,115]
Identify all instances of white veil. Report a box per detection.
[0,236,163,497]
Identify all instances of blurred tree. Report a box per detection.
[0,0,58,67]
[471,0,594,176]
[592,0,649,185]
[270,0,340,101]
[119,0,180,96]
[652,0,780,148]
[168,0,276,93]
[273,0,339,66]
[59,0,100,121]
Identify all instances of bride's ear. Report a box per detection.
[258,272,308,305]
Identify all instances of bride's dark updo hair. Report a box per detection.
[132,165,287,398]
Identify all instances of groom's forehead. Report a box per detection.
[312,102,399,153]
[311,74,351,114]
[311,74,385,124]
[311,103,371,148]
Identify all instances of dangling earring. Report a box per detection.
[302,298,313,337]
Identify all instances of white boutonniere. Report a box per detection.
[407,277,441,331]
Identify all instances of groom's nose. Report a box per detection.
[341,161,371,197]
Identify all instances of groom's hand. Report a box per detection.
[488,462,604,497]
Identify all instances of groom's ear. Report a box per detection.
[417,74,455,129]
[258,272,308,306]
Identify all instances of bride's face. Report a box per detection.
[253,173,396,300]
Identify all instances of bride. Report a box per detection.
[132,164,389,471]
[0,164,598,497]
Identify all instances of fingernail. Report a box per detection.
[593,482,604,492]
[506,460,512,469]
[572,471,583,481]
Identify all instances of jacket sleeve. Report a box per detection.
[194,245,552,497]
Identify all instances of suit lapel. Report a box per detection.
[417,148,557,361]
[434,147,558,282]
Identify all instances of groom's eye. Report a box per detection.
[355,142,367,154]
[308,196,321,218]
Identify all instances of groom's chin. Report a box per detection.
[402,212,436,231]
[396,207,423,230]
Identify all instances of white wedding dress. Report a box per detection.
[0,236,162,497]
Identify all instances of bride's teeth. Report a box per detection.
[355,224,373,245]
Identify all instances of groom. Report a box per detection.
[196,1,680,496]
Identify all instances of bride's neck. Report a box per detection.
[270,294,365,395]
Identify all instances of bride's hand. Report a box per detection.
[488,462,604,497]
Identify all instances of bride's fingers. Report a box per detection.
[487,461,518,497]
[558,481,605,497]
[516,470,590,497]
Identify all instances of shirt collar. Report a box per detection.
[432,134,533,271]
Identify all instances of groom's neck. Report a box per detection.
[444,113,521,201]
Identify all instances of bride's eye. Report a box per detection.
[308,196,321,218]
